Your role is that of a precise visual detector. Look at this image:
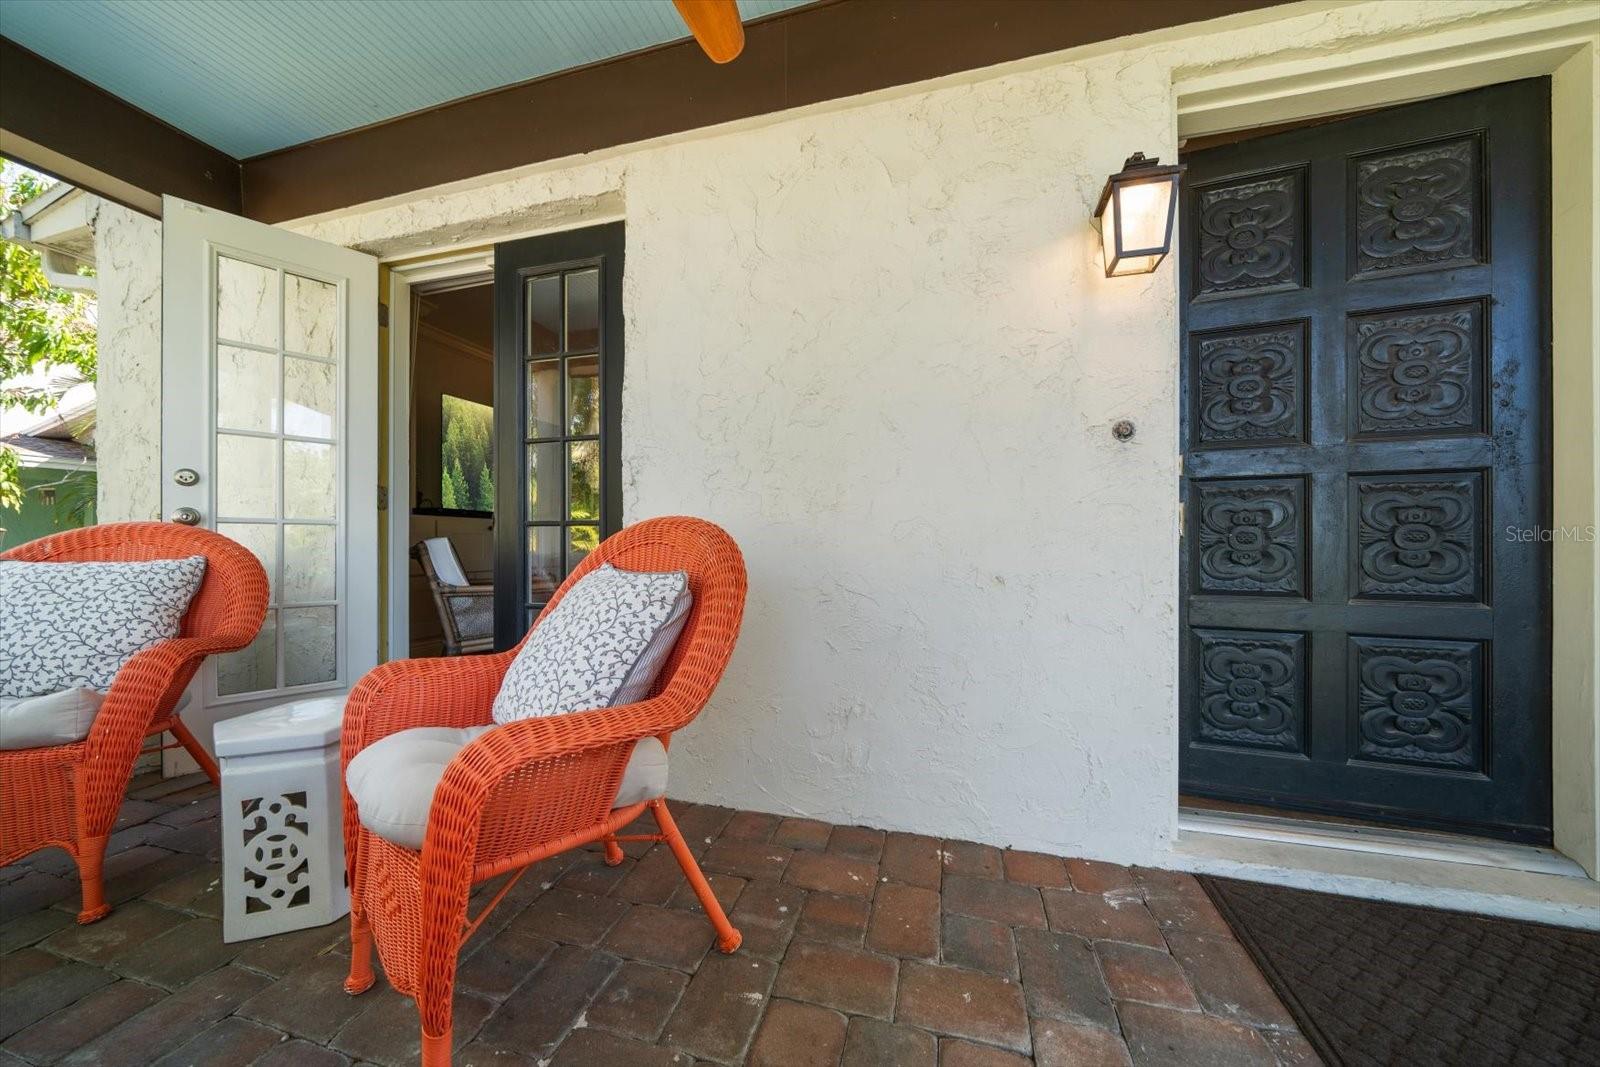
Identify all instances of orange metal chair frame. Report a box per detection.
[0,522,269,922]
[341,517,748,1066]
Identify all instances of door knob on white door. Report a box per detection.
[169,507,202,525]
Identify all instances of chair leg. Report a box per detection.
[73,835,112,924]
[602,834,626,867]
[345,911,376,994]
[651,799,741,953]
[168,719,221,785]
[417,965,456,1067]
[420,1026,452,1067]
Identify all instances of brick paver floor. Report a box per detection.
[0,773,1320,1065]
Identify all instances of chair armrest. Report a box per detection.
[341,653,512,766]
[87,636,222,746]
[422,697,676,865]
[77,636,227,826]
[444,584,495,596]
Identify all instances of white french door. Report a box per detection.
[161,196,378,763]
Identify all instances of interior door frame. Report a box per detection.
[383,251,495,662]
[1172,4,1600,875]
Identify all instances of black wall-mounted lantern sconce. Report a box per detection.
[1092,153,1184,277]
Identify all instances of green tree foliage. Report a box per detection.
[475,460,495,511]
[1,160,97,513]
[440,394,493,512]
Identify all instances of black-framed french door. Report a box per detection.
[1178,79,1553,842]
[492,223,624,649]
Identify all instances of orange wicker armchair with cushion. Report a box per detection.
[0,522,269,922]
[340,516,747,1067]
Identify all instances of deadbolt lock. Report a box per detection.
[173,468,200,486]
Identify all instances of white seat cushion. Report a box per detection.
[0,688,106,750]
[345,725,669,850]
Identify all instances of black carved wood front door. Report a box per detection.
[1178,80,1551,843]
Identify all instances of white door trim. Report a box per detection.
[1172,5,1600,879]
[1178,807,1589,880]
[384,253,494,663]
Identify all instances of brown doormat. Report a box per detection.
[1197,876,1600,1067]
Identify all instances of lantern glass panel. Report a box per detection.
[1116,177,1175,254]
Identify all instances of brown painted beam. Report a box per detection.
[242,0,1285,223]
[0,37,240,215]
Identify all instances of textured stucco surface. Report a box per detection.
[292,0,1573,865]
[89,0,1585,865]
[90,200,162,524]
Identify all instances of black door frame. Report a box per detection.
[492,222,625,649]
[1176,79,1553,843]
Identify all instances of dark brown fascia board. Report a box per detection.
[0,36,241,215]
[242,0,1287,224]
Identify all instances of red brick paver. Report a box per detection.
[897,961,1032,1052]
[748,999,848,1066]
[867,882,941,960]
[0,779,1310,1066]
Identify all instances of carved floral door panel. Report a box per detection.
[1178,80,1551,842]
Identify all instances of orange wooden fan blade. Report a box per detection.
[674,0,745,64]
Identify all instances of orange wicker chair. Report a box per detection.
[341,516,747,1066]
[0,522,269,923]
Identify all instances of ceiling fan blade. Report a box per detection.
[673,0,745,64]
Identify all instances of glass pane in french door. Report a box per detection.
[524,266,603,620]
[213,254,341,697]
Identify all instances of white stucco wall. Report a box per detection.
[302,49,1190,861]
[292,0,1561,865]
[91,0,1589,867]
[89,200,161,523]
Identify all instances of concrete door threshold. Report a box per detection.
[1169,811,1600,930]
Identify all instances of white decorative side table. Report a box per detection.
[214,696,350,943]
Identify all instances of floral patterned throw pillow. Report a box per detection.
[491,563,690,724]
[0,556,208,697]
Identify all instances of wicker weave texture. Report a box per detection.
[341,517,748,1065]
[0,522,269,921]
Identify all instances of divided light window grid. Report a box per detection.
[524,267,601,620]
[210,253,342,698]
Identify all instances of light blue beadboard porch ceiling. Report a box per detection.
[0,0,812,158]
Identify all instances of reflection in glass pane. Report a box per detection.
[216,345,278,433]
[283,606,337,686]
[218,611,277,695]
[283,524,335,603]
[567,354,599,436]
[569,525,599,573]
[528,526,562,604]
[527,442,562,522]
[284,273,337,358]
[284,357,336,439]
[216,434,278,519]
[285,441,336,519]
[216,256,278,347]
[527,359,561,439]
[527,275,561,355]
[568,440,600,521]
[566,268,599,350]
[218,522,278,601]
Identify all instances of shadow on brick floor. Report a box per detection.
[0,773,1318,1066]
